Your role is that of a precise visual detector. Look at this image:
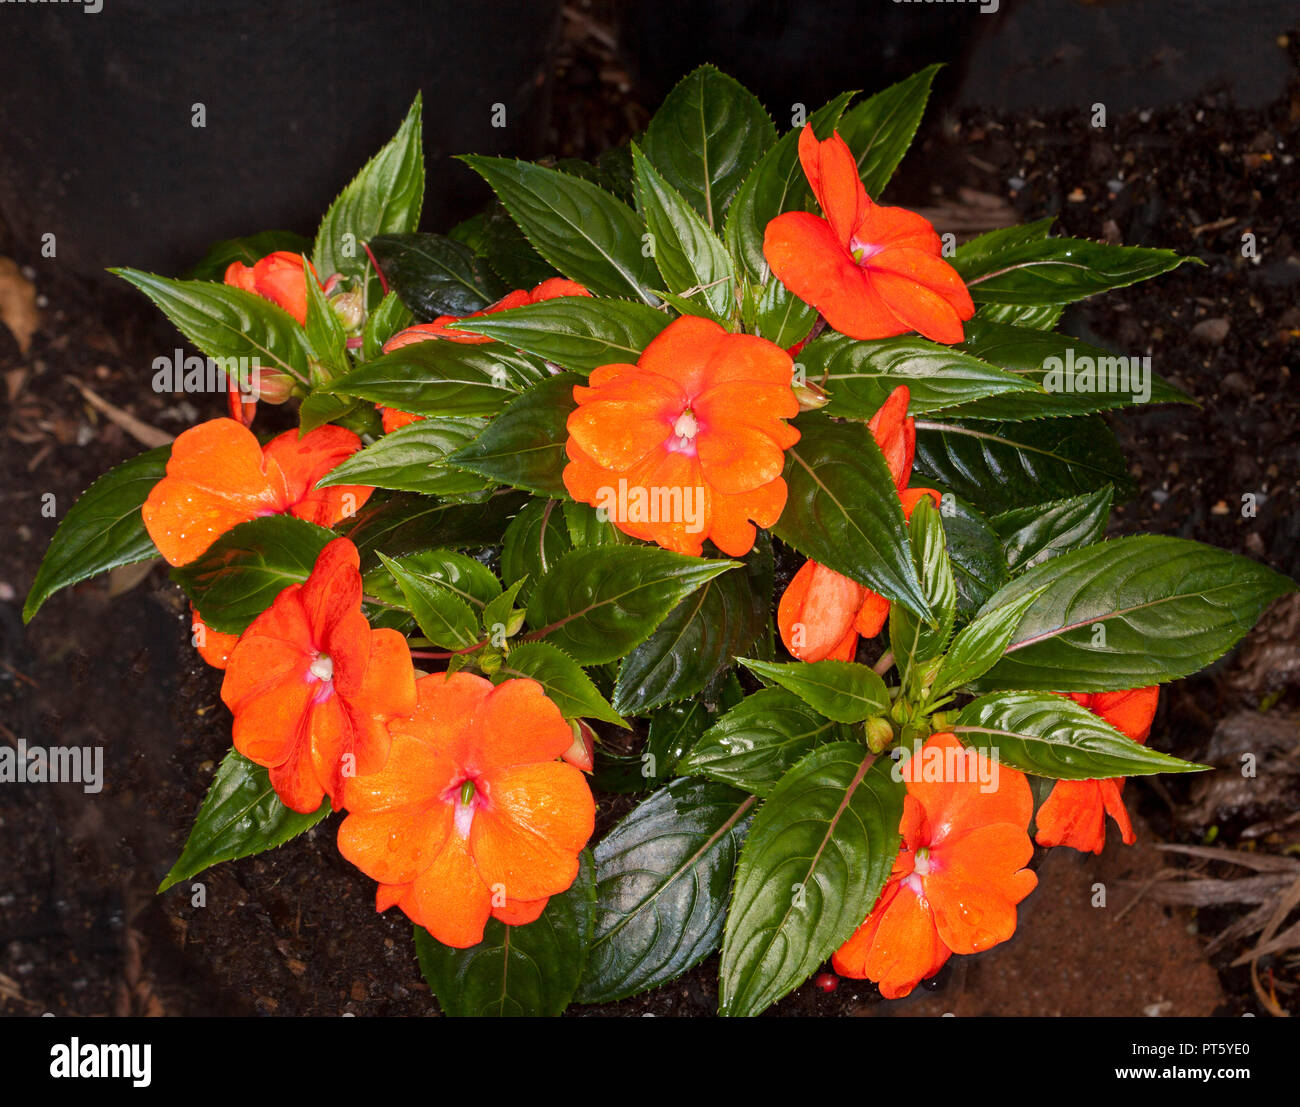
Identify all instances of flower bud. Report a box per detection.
[792,378,830,411]
[562,720,596,773]
[865,715,894,753]
[331,288,365,331]
[248,366,296,405]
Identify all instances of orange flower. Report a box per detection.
[563,315,800,557]
[223,250,320,326]
[142,418,373,566]
[221,538,416,814]
[377,278,590,431]
[834,732,1037,998]
[337,671,596,948]
[763,126,974,344]
[191,606,239,669]
[1035,687,1160,854]
[777,387,938,661]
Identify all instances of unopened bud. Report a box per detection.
[562,720,596,773]
[792,379,830,411]
[478,647,502,676]
[865,716,894,753]
[331,288,365,331]
[249,366,296,405]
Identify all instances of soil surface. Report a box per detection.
[2,11,1298,1018]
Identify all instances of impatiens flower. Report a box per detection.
[142,418,374,566]
[337,671,596,948]
[191,606,239,670]
[563,315,801,557]
[833,732,1037,998]
[1035,687,1160,854]
[221,538,416,814]
[223,250,320,326]
[377,278,590,432]
[778,386,937,661]
[764,126,974,344]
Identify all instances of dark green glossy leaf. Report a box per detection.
[931,588,1044,699]
[890,497,956,688]
[611,535,771,715]
[447,373,578,495]
[774,414,929,619]
[954,692,1208,779]
[500,498,572,601]
[339,490,526,565]
[456,297,670,373]
[368,232,508,320]
[576,779,755,1004]
[525,546,738,665]
[992,487,1113,574]
[25,446,168,623]
[640,65,776,229]
[377,551,480,649]
[719,747,903,1017]
[361,291,413,360]
[796,331,1036,419]
[366,549,502,612]
[969,536,1297,692]
[494,641,626,728]
[739,658,889,724]
[461,156,659,303]
[173,515,335,635]
[681,687,851,796]
[158,748,329,893]
[936,493,1008,616]
[755,277,816,349]
[838,64,941,198]
[913,415,1135,514]
[317,417,490,497]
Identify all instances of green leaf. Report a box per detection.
[316,417,489,497]
[612,534,771,715]
[774,414,930,620]
[681,687,851,796]
[173,516,335,635]
[415,850,595,1017]
[377,551,480,650]
[954,692,1209,778]
[955,235,1192,304]
[969,536,1297,692]
[838,64,942,198]
[303,257,349,383]
[368,232,508,320]
[112,269,309,386]
[563,499,635,548]
[462,202,559,289]
[739,658,889,724]
[991,487,1113,574]
[936,493,1008,616]
[640,65,776,229]
[525,546,738,665]
[325,339,544,417]
[184,230,312,282]
[446,373,578,495]
[796,331,1036,419]
[494,641,626,728]
[481,578,526,638]
[576,779,755,1004]
[953,218,1055,273]
[976,301,1065,330]
[913,415,1135,514]
[313,95,424,293]
[500,498,572,601]
[25,446,168,623]
[943,319,1192,420]
[366,549,502,612]
[754,276,816,349]
[456,297,671,373]
[339,490,526,564]
[931,588,1045,700]
[361,291,413,360]
[632,144,735,318]
[158,748,329,893]
[724,91,857,281]
[460,155,659,303]
[719,746,903,1017]
[890,497,957,687]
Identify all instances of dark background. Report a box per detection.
[1,0,1298,1017]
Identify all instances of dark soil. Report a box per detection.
[2,14,1298,1018]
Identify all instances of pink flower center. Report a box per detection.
[306,653,335,703]
[666,407,700,457]
[850,237,884,266]
[446,775,489,839]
